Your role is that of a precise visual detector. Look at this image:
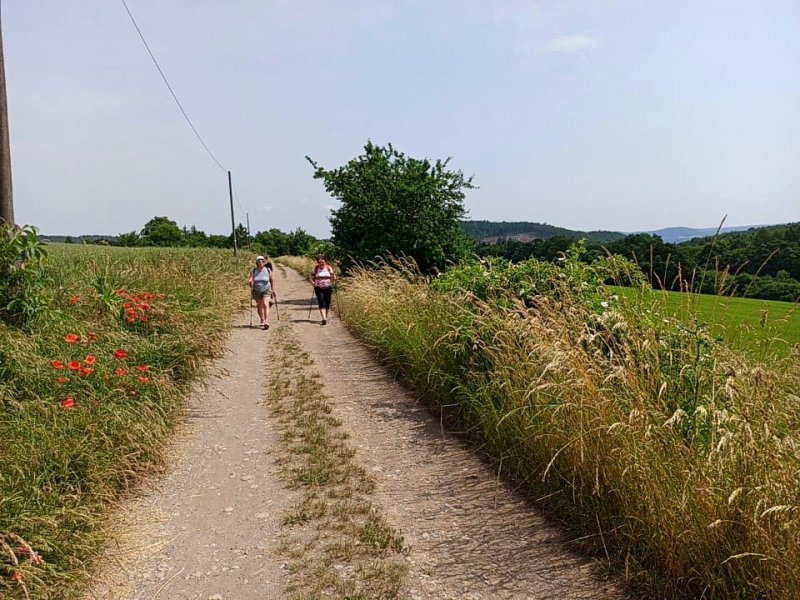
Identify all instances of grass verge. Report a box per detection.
[0,245,250,599]
[339,260,800,600]
[264,326,407,599]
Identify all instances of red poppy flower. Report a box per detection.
[84,354,96,365]
[57,376,69,384]
[11,570,23,582]
[69,295,80,305]
[115,368,128,376]
[64,333,79,343]
[130,295,140,304]
[68,361,81,371]
[80,368,94,376]
[61,397,75,408]
[51,360,64,370]
[88,332,97,341]
[113,349,128,359]
[136,364,149,372]
[143,293,154,301]
[115,288,128,297]
[138,376,149,384]
[127,316,136,323]
[140,316,149,322]
[139,302,150,311]
[123,302,132,310]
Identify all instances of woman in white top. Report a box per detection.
[309,254,335,325]
[248,256,276,330]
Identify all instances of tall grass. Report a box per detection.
[339,258,800,599]
[0,245,249,599]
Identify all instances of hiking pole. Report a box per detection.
[249,290,253,328]
[273,292,280,321]
[307,289,316,320]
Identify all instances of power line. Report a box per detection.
[119,0,227,172]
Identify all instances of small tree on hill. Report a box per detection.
[307,141,475,274]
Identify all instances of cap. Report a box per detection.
[256,256,266,262]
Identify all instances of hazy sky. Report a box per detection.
[5,1,799,238]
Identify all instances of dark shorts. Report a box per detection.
[252,288,272,300]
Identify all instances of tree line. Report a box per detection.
[477,223,800,302]
[100,216,323,258]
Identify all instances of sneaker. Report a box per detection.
[321,319,326,325]
[263,322,270,330]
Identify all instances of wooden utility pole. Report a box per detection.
[228,170,237,255]
[0,6,14,227]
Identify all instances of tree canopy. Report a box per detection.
[307,142,475,274]
[140,216,183,247]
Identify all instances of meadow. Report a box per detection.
[339,256,800,600]
[0,244,249,599]
[614,286,799,360]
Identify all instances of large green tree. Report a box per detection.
[307,142,475,273]
[140,216,183,247]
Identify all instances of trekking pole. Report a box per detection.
[273,292,280,321]
[334,286,341,320]
[307,289,316,320]
[249,291,253,328]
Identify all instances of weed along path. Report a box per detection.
[87,264,627,600]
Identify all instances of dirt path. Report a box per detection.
[85,317,291,599]
[87,266,626,600]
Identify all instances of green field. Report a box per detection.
[614,286,800,359]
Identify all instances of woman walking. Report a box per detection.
[309,254,335,325]
[248,256,276,330]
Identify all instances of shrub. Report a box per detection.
[0,224,48,327]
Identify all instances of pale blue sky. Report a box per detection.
[5,1,799,238]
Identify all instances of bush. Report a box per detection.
[0,224,48,327]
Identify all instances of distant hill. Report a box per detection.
[461,220,626,243]
[461,220,771,245]
[638,225,764,244]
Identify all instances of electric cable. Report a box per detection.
[119,0,227,172]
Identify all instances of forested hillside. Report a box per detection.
[479,222,800,302]
[461,220,626,242]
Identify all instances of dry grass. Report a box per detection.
[339,260,800,600]
[264,327,408,599]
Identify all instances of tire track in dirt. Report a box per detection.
[278,267,626,600]
[84,317,291,600]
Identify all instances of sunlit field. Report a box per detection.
[0,244,249,599]
[613,286,799,359]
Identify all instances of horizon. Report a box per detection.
[38,218,789,240]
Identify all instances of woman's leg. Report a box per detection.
[323,288,333,321]
[263,293,271,323]
[257,297,267,323]
[315,287,326,322]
